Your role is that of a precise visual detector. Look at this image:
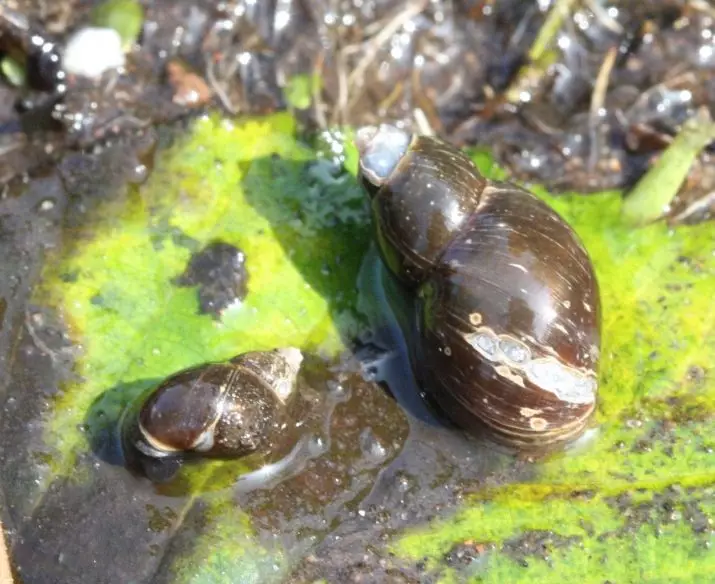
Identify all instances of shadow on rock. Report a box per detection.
[84,378,161,468]
[240,153,443,427]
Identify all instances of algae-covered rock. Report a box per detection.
[0,113,712,583]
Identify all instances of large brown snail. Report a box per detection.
[355,124,601,451]
[124,348,304,479]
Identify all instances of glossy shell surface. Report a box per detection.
[357,126,602,449]
[136,348,301,459]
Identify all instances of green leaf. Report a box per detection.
[0,55,26,87]
[285,74,322,111]
[91,0,145,50]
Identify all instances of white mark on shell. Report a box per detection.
[499,337,531,364]
[465,328,499,360]
[563,300,571,309]
[495,365,525,387]
[525,359,597,404]
[469,312,483,326]
[583,302,592,313]
[530,417,548,431]
[463,326,598,405]
[520,407,542,418]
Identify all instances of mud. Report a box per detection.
[0,1,714,221]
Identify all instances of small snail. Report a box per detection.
[126,348,304,476]
[355,125,601,451]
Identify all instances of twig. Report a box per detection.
[669,188,715,224]
[0,518,13,584]
[332,49,349,126]
[690,0,715,18]
[505,0,579,104]
[346,0,428,92]
[585,0,623,34]
[377,81,404,115]
[590,46,618,119]
[588,45,618,169]
[205,55,237,115]
[0,137,26,158]
[312,50,327,129]
[528,0,579,63]
[411,63,442,134]
[413,108,434,136]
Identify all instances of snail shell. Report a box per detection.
[356,125,601,451]
[132,348,303,461]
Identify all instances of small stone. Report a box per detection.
[63,27,126,79]
[166,60,212,107]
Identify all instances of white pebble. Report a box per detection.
[63,27,125,79]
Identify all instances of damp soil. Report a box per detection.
[0,1,713,583]
[1,1,715,220]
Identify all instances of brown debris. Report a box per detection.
[166,59,212,108]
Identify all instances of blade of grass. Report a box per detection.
[505,0,577,103]
[528,0,578,62]
[622,107,715,225]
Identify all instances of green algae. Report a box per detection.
[26,112,715,582]
[91,0,145,50]
[37,113,370,482]
[393,146,715,581]
[399,487,715,583]
[168,502,285,584]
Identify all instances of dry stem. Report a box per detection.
[588,45,618,170]
[0,518,12,584]
[342,0,428,118]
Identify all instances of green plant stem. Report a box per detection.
[506,0,577,103]
[622,108,715,226]
[529,0,578,62]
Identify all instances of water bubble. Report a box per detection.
[308,435,328,457]
[359,428,388,463]
[326,380,349,401]
[128,164,149,184]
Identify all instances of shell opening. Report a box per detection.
[137,421,184,456]
[355,124,411,188]
[276,347,304,374]
[272,347,303,402]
